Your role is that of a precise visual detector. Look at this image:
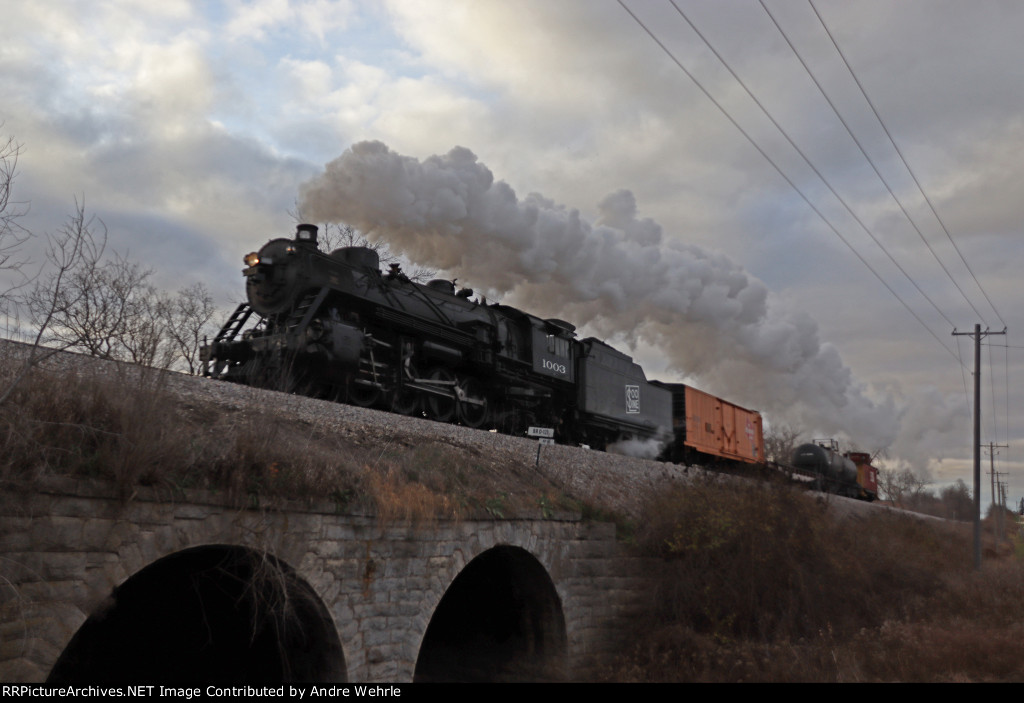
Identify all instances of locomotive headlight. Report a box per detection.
[244,252,260,267]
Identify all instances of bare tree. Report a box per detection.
[877,467,904,506]
[19,204,195,371]
[940,479,973,521]
[317,222,375,254]
[0,134,31,314]
[22,199,105,345]
[0,134,28,274]
[119,281,170,368]
[29,239,161,363]
[878,466,929,508]
[0,199,105,405]
[156,282,218,374]
[763,423,801,464]
[17,222,220,375]
[0,131,214,407]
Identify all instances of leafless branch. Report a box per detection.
[156,282,218,374]
[764,423,801,464]
[0,199,105,405]
[0,133,31,299]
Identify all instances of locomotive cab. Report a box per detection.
[530,318,576,383]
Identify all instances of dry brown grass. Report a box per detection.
[0,354,573,523]
[0,363,195,491]
[603,474,1024,682]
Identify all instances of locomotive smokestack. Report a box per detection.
[297,141,910,452]
[296,223,319,246]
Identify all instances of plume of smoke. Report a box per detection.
[299,141,900,450]
[888,386,969,474]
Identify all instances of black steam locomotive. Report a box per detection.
[201,224,673,449]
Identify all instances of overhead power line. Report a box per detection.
[760,0,989,326]
[803,0,1011,449]
[808,0,1007,329]
[669,0,958,330]
[616,0,963,364]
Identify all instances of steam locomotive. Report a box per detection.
[202,224,894,503]
[202,224,680,450]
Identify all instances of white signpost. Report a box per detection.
[528,426,554,465]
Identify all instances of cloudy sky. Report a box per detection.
[2,0,1021,506]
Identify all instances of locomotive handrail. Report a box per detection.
[403,276,458,328]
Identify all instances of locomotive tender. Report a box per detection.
[201,224,677,450]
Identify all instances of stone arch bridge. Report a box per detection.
[0,478,649,683]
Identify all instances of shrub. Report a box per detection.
[605,474,994,681]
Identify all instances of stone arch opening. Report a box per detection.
[47,545,346,683]
[414,544,568,682]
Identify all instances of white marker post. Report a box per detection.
[528,426,555,467]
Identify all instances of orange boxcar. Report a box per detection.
[682,385,764,464]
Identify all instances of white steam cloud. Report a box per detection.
[299,141,903,451]
[607,437,665,460]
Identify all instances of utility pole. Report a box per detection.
[995,474,1011,540]
[952,324,1007,569]
[986,442,1008,538]
[999,478,1012,542]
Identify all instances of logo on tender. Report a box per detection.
[625,385,640,414]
